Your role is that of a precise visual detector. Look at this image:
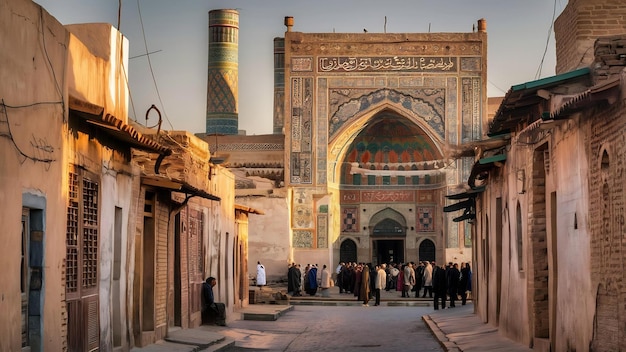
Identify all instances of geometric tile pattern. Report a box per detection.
[417,206,435,232]
[342,207,359,232]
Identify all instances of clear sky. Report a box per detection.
[34,0,566,136]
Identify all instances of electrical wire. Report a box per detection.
[488,80,507,95]
[38,7,65,117]
[1,99,56,165]
[535,0,558,80]
[136,0,174,131]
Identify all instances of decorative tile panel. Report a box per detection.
[460,57,481,72]
[417,206,435,232]
[341,190,361,203]
[328,88,445,141]
[293,230,313,248]
[446,77,458,144]
[317,214,328,248]
[319,56,457,73]
[290,77,313,184]
[292,57,313,72]
[341,207,359,233]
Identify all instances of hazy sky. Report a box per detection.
[34,0,566,135]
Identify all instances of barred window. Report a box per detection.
[66,167,99,295]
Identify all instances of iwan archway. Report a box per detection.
[330,103,447,266]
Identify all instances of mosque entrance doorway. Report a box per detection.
[371,217,406,265]
[373,239,404,265]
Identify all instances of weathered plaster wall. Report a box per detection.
[66,23,129,120]
[480,118,595,350]
[206,165,237,318]
[550,118,593,350]
[238,194,290,282]
[0,1,67,350]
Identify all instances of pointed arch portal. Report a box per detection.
[370,208,407,265]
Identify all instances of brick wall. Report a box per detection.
[585,101,626,351]
[528,148,549,339]
[554,0,626,74]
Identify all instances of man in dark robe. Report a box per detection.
[447,263,460,308]
[288,263,302,296]
[305,265,318,296]
[432,265,447,310]
[202,277,226,326]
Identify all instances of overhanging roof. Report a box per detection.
[549,75,621,119]
[489,67,591,135]
[478,153,506,165]
[69,96,171,155]
[142,175,220,201]
[443,198,474,213]
[235,204,265,215]
[468,152,506,188]
[445,186,486,200]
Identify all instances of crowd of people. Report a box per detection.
[286,261,472,310]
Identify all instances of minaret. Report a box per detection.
[206,9,239,135]
[272,37,285,134]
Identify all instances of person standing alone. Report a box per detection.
[256,261,266,287]
[374,264,387,306]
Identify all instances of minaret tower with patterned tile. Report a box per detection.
[207,9,239,135]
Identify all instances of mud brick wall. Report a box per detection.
[554,0,626,74]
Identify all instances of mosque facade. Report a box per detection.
[203,11,489,279]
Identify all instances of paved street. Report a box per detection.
[218,304,442,352]
[132,286,532,352]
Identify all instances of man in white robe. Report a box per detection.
[256,261,266,286]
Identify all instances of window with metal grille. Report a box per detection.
[66,167,99,294]
[66,170,80,294]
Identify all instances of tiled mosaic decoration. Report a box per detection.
[417,206,435,232]
[342,207,359,232]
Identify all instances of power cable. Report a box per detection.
[38,7,65,117]
[535,0,558,80]
[136,0,174,130]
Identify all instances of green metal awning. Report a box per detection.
[478,153,506,165]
